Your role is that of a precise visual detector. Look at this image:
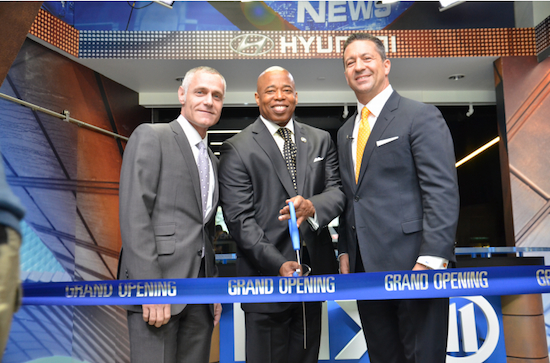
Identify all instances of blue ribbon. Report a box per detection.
[21,265,550,306]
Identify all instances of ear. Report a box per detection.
[178,86,186,106]
[384,58,391,77]
[294,91,298,106]
[254,92,260,106]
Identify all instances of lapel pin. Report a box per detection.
[301,137,307,143]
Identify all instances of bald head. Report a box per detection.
[255,66,298,126]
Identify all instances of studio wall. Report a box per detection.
[496,56,550,248]
[1,38,148,362]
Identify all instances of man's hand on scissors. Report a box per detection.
[278,196,315,228]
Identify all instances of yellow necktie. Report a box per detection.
[356,106,370,183]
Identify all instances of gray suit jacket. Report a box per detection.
[118,120,218,315]
[218,118,345,313]
[337,91,459,273]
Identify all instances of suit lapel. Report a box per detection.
[294,122,307,195]
[170,120,202,214]
[356,91,399,186]
[251,118,296,197]
[341,112,357,189]
[205,149,219,222]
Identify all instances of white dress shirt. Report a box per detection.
[177,115,215,218]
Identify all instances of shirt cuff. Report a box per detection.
[337,252,348,261]
[307,214,319,231]
[416,256,449,270]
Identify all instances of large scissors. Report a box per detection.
[288,201,308,349]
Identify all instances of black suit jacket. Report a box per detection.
[337,91,459,273]
[219,118,345,313]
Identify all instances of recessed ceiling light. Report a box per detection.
[175,77,184,82]
[448,74,465,81]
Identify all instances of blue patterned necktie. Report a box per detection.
[197,141,210,220]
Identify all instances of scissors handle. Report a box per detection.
[288,201,300,251]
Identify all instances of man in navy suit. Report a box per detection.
[219,66,345,363]
[337,33,459,363]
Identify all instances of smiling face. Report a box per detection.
[343,39,391,105]
[178,70,225,138]
[255,69,298,126]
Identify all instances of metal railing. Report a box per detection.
[0,92,128,141]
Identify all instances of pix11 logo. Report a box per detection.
[225,297,505,363]
[446,296,506,363]
[319,297,505,362]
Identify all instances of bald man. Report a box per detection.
[218,66,345,363]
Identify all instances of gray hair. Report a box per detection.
[180,66,226,101]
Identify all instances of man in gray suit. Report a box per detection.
[218,66,345,363]
[337,33,459,363]
[118,66,225,363]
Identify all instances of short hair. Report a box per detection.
[180,66,226,101]
[342,33,387,65]
[258,66,295,85]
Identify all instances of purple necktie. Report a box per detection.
[197,141,210,220]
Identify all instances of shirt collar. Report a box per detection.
[260,115,295,136]
[177,114,207,148]
[356,84,394,118]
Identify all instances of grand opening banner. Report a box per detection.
[22,265,550,306]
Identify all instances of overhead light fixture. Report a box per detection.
[466,103,474,117]
[175,76,184,83]
[154,0,175,9]
[342,104,349,118]
[448,74,465,81]
[439,0,464,12]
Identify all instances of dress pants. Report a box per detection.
[127,258,214,363]
[357,298,449,363]
[355,251,449,363]
[0,226,21,357]
[244,301,322,363]
[127,303,213,363]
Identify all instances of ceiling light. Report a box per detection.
[448,74,465,81]
[154,0,175,9]
[439,0,464,12]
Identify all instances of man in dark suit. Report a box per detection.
[218,66,345,363]
[118,66,225,363]
[337,33,460,363]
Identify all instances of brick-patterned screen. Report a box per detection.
[29,9,79,57]
[29,10,536,60]
[77,29,536,60]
